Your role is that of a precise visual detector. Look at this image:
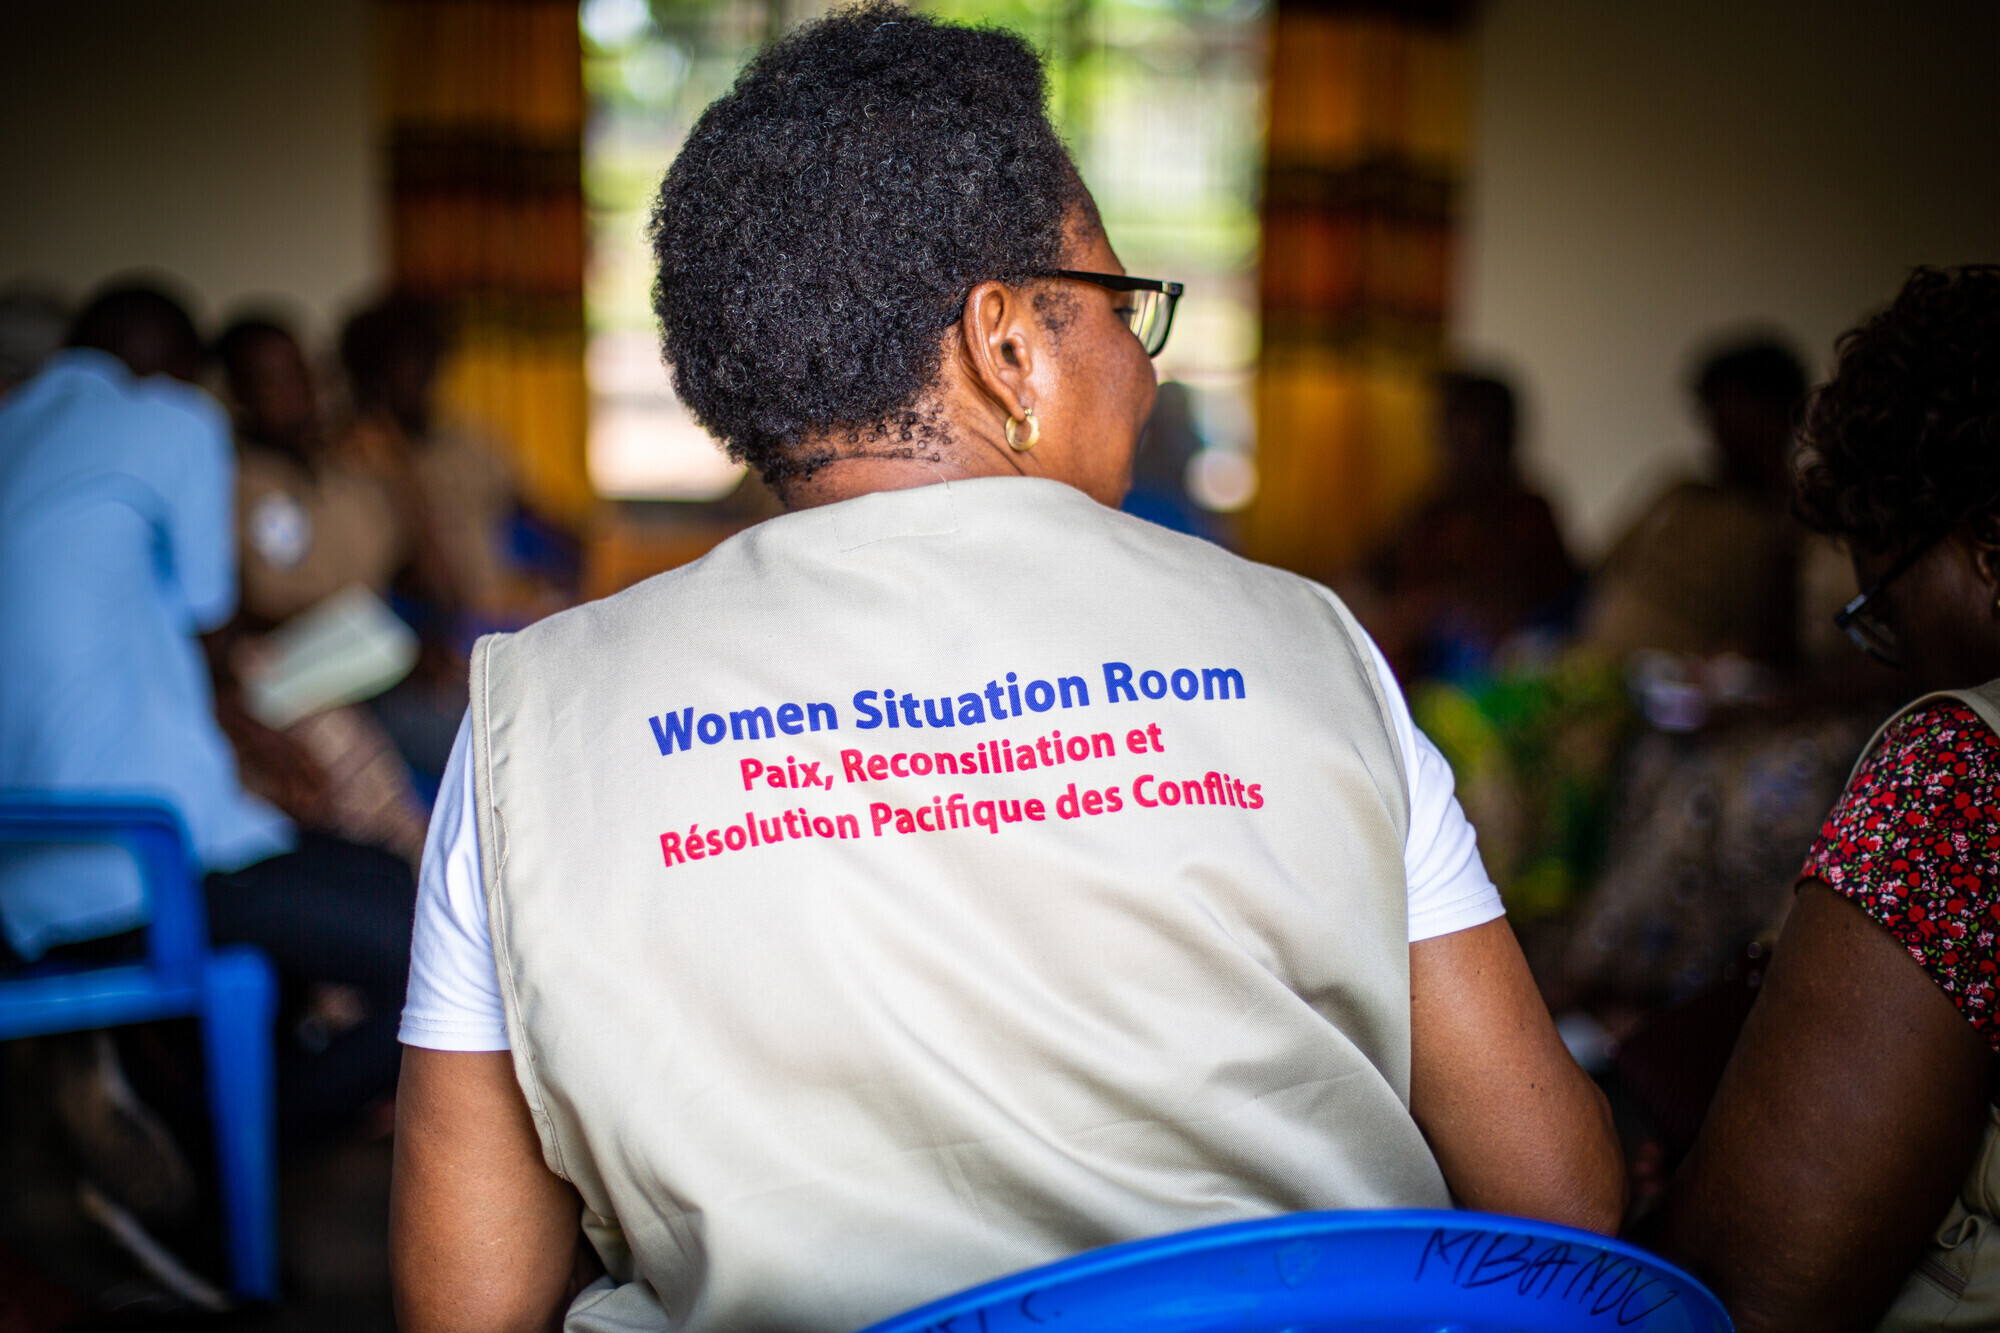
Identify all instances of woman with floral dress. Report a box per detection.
[1650,265,2000,1331]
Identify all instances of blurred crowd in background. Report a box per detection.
[1,267,1905,1227]
[1345,335,1905,1207]
[2,278,576,830]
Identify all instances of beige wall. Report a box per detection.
[0,0,377,344]
[1457,0,2000,557]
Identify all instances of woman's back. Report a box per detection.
[475,478,1444,1331]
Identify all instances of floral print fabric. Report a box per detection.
[1801,701,2000,1053]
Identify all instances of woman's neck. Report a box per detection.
[776,439,1029,511]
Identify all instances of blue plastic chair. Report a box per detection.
[860,1209,1732,1333]
[0,795,278,1302]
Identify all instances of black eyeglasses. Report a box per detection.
[1047,270,1183,357]
[1835,531,1945,668]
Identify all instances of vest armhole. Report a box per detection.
[1307,582,1412,847]
[470,631,573,1182]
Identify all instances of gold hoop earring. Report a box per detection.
[1005,405,1039,452]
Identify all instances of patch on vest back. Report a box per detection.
[647,659,1263,869]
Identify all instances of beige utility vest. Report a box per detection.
[1876,681,2000,1331]
[469,478,1449,1333]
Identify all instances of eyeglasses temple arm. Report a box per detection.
[1833,531,1947,630]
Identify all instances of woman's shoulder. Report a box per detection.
[1855,696,2000,798]
[1816,695,2000,866]
[1802,696,2000,1052]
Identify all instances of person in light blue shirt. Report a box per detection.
[0,284,417,1152]
[0,305,293,959]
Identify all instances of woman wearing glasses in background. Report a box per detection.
[388,7,1620,1331]
[1650,265,2000,1331]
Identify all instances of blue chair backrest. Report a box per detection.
[858,1209,1731,1333]
[0,795,209,1033]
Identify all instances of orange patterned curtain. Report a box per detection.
[1240,0,1471,582]
[378,0,591,524]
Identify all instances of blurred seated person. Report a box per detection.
[1556,338,1897,1019]
[1581,337,1807,667]
[1363,371,1577,681]
[335,295,553,782]
[338,294,547,628]
[218,316,409,624]
[214,316,430,866]
[1551,342,1863,1078]
[0,282,417,1157]
[1647,266,2000,1331]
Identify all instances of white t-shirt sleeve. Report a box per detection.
[1360,634,1508,943]
[399,637,1505,1051]
[398,715,510,1051]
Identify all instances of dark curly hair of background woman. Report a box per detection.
[649,2,1088,484]
[1795,265,2000,554]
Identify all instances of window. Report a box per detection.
[581,0,1266,509]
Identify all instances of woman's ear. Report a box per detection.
[958,281,1041,424]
